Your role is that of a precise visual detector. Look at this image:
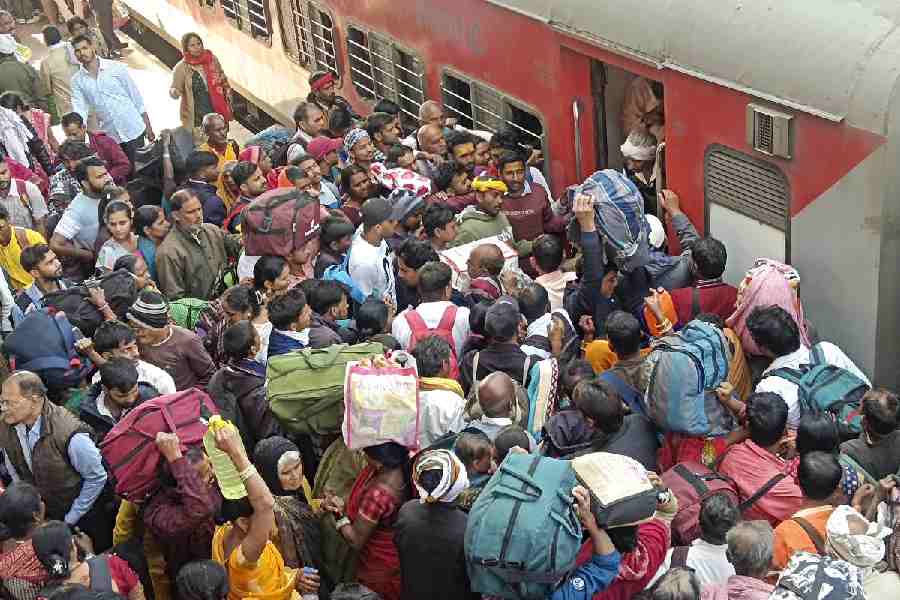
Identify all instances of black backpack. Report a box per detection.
[42,269,138,337]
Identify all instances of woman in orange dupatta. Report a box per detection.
[211,425,314,600]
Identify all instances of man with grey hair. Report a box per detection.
[0,371,109,545]
[701,521,775,600]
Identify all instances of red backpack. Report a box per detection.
[661,459,786,545]
[100,388,219,502]
[404,305,460,380]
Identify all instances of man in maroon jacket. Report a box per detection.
[61,111,132,184]
[497,150,566,275]
[661,190,738,325]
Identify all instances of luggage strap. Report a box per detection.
[671,546,691,570]
[738,473,787,512]
[404,305,458,353]
[690,286,701,320]
[87,556,114,592]
[792,516,826,555]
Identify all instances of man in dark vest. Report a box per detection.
[0,371,108,542]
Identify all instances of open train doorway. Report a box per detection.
[591,61,665,215]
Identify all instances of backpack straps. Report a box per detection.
[87,556,114,592]
[670,546,691,570]
[690,286,701,320]
[738,473,787,512]
[403,309,429,346]
[13,227,28,251]
[792,516,827,554]
[809,343,826,366]
[13,179,33,221]
[435,305,458,350]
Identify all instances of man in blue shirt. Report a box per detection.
[0,371,108,544]
[267,287,313,358]
[70,34,155,165]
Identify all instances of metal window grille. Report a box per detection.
[346,27,425,122]
[221,0,271,42]
[277,0,338,75]
[441,71,544,150]
[196,0,215,8]
[705,146,790,230]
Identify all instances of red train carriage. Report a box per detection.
[125,0,900,388]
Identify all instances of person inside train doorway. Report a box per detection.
[620,128,659,217]
[307,70,357,120]
[621,76,664,141]
[70,34,155,166]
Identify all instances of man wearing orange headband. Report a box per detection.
[306,70,358,120]
[450,175,532,259]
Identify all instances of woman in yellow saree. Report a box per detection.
[209,424,299,600]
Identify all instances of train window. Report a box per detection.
[704,146,789,231]
[221,0,272,43]
[195,0,215,8]
[345,25,426,122]
[441,69,545,151]
[276,1,339,75]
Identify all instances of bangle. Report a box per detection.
[238,464,258,482]
[335,516,351,530]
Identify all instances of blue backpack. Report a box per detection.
[323,254,367,305]
[465,454,582,599]
[647,321,733,437]
[769,344,869,439]
[4,309,88,393]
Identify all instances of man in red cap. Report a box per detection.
[307,136,343,186]
[306,70,357,120]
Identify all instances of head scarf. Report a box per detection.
[343,128,369,158]
[620,134,656,161]
[826,504,891,569]
[310,71,335,92]
[412,450,469,504]
[182,48,233,122]
[239,145,261,165]
[253,436,301,496]
[725,258,812,355]
[471,175,508,194]
[217,160,239,211]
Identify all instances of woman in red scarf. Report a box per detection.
[170,32,232,141]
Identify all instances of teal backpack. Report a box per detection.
[769,343,870,439]
[464,454,582,599]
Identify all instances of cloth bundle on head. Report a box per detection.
[370,162,431,197]
[127,292,169,329]
[344,128,369,158]
[826,504,891,569]
[412,449,469,504]
[645,214,666,249]
[253,436,301,496]
[620,130,657,161]
[726,258,812,355]
[310,71,335,92]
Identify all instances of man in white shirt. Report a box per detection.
[348,197,398,305]
[747,305,870,428]
[410,335,467,448]
[646,493,738,588]
[393,261,470,354]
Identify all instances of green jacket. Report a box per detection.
[0,55,49,112]
[156,223,242,300]
[450,207,532,255]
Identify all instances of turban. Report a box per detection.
[471,175,508,194]
[343,128,369,156]
[413,449,469,504]
[310,71,335,92]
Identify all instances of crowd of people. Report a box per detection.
[0,8,895,600]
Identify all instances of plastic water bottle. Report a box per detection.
[203,416,247,500]
[301,567,318,600]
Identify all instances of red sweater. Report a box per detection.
[501,184,565,243]
[89,131,132,185]
[671,281,738,327]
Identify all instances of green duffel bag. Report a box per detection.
[267,342,384,436]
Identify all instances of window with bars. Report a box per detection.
[441,70,544,151]
[221,0,271,43]
[196,0,215,8]
[346,26,426,122]
[276,0,338,75]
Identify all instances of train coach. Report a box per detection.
[124,0,900,388]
